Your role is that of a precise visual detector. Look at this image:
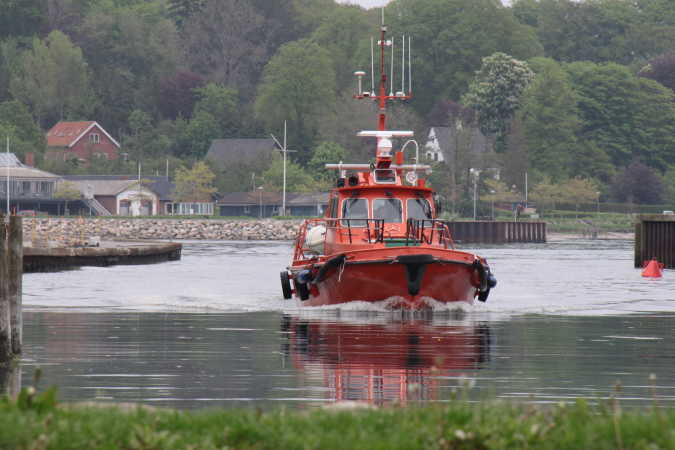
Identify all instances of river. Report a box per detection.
[9,239,675,408]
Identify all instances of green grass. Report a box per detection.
[1,386,674,449]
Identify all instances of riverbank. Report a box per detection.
[1,388,672,450]
[22,218,300,243]
[22,217,636,243]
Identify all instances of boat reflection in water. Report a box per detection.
[281,314,491,404]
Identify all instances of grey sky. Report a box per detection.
[337,0,511,8]
[336,0,390,8]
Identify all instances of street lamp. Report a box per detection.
[490,189,496,220]
[470,168,481,220]
[258,186,264,219]
[596,191,601,216]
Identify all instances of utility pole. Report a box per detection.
[271,121,296,216]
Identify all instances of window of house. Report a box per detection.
[373,198,402,223]
[341,198,368,226]
[243,205,251,214]
[407,198,432,220]
[21,181,31,194]
[89,133,100,144]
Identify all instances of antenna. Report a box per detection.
[401,36,405,95]
[389,36,394,97]
[370,37,375,96]
[408,36,412,94]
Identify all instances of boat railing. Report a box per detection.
[405,219,456,249]
[292,218,387,262]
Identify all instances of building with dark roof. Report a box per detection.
[218,191,328,218]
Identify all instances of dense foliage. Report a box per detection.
[0,0,674,208]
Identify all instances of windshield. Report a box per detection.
[341,198,368,226]
[407,198,432,220]
[373,198,402,223]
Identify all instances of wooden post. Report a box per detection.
[0,218,10,363]
[9,216,22,355]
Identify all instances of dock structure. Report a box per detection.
[635,214,675,269]
[445,221,546,244]
[1,216,23,364]
[23,241,182,273]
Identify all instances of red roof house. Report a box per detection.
[46,121,121,162]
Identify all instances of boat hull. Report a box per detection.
[290,248,484,309]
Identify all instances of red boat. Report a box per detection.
[279,18,496,309]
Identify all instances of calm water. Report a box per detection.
[7,239,675,408]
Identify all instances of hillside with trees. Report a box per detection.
[1,0,674,212]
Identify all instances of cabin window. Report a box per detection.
[407,198,432,220]
[89,133,100,144]
[341,198,368,226]
[373,198,402,223]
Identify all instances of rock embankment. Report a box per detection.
[22,218,303,243]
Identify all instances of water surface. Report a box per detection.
[11,239,675,408]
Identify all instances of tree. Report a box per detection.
[518,57,579,179]
[529,176,562,213]
[559,177,599,213]
[262,154,316,193]
[462,52,534,147]
[182,0,266,97]
[566,61,675,172]
[311,5,371,92]
[390,0,542,115]
[53,181,81,215]
[638,52,675,93]
[168,0,206,29]
[0,100,46,160]
[158,70,205,120]
[10,31,91,127]
[173,111,220,159]
[308,141,346,183]
[192,83,240,137]
[173,161,217,202]
[0,0,47,39]
[77,7,179,134]
[611,161,664,204]
[255,39,336,164]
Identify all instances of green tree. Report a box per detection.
[124,109,171,161]
[308,141,347,182]
[173,111,220,159]
[192,83,239,137]
[462,52,534,146]
[518,57,579,180]
[262,154,316,193]
[182,0,266,98]
[0,0,47,39]
[77,6,179,133]
[53,181,81,215]
[566,61,675,172]
[560,177,600,212]
[311,5,371,92]
[390,0,542,115]
[173,161,217,202]
[0,101,46,160]
[255,39,336,164]
[10,31,91,127]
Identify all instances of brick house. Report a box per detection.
[46,121,121,163]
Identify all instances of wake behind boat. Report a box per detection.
[280,17,496,309]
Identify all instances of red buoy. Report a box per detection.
[641,258,664,278]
